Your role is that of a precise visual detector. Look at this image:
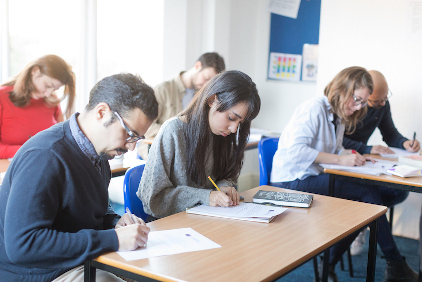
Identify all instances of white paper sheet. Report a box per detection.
[320,159,398,176]
[188,202,286,218]
[380,147,419,159]
[268,0,301,19]
[117,228,221,261]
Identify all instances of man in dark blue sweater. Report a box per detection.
[0,73,158,281]
[343,70,420,155]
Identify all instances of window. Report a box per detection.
[97,0,164,87]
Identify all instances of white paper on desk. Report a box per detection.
[321,159,398,176]
[117,228,221,261]
[380,147,419,159]
[188,202,287,219]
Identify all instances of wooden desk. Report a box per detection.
[85,186,387,282]
[324,168,422,195]
[0,159,10,173]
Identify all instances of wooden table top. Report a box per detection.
[93,186,387,282]
[0,159,10,174]
[324,153,422,189]
[324,168,422,188]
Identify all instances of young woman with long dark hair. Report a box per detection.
[138,70,260,220]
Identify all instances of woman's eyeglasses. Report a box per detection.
[352,94,368,108]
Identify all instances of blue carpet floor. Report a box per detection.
[111,201,419,281]
[276,231,420,281]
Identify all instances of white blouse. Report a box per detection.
[270,96,345,182]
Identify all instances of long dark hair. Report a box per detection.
[180,70,261,186]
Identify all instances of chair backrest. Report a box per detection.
[258,137,279,186]
[123,164,148,221]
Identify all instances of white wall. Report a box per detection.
[225,0,318,190]
[318,0,422,239]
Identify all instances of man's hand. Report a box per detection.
[115,213,146,229]
[370,145,395,155]
[115,224,150,251]
[403,140,420,153]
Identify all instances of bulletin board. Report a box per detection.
[267,0,321,81]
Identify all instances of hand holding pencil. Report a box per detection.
[208,176,240,207]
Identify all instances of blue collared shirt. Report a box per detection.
[69,113,102,173]
[271,96,345,182]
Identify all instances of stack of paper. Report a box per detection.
[387,165,422,178]
[380,147,419,159]
[320,159,398,176]
[186,202,287,223]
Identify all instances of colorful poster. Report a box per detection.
[268,52,302,81]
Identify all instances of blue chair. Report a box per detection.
[258,137,279,186]
[258,137,327,279]
[123,164,148,221]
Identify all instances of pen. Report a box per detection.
[207,176,221,191]
[125,207,135,224]
[411,132,416,147]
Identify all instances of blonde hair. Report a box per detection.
[2,54,76,119]
[324,66,373,134]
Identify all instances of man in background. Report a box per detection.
[0,73,158,281]
[138,52,225,159]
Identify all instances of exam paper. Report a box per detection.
[117,228,221,261]
[188,202,287,219]
[320,159,398,176]
[380,147,419,159]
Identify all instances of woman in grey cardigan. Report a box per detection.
[138,70,261,220]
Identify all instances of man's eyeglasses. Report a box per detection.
[368,89,393,107]
[114,111,145,143]
[352,94,368,108]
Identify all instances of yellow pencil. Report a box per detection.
[207,176,221,191]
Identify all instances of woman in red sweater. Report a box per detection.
[0,54,75,159]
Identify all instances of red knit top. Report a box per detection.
[0,85,62,159]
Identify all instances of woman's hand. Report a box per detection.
[209,186,240,207]
[370,145,394,155]
[338,151,375,166]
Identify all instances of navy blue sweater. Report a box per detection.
[343,101,408,154]
[0,120,120,281]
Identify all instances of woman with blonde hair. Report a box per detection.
[0,54,75,158]
[270,66,417,281]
